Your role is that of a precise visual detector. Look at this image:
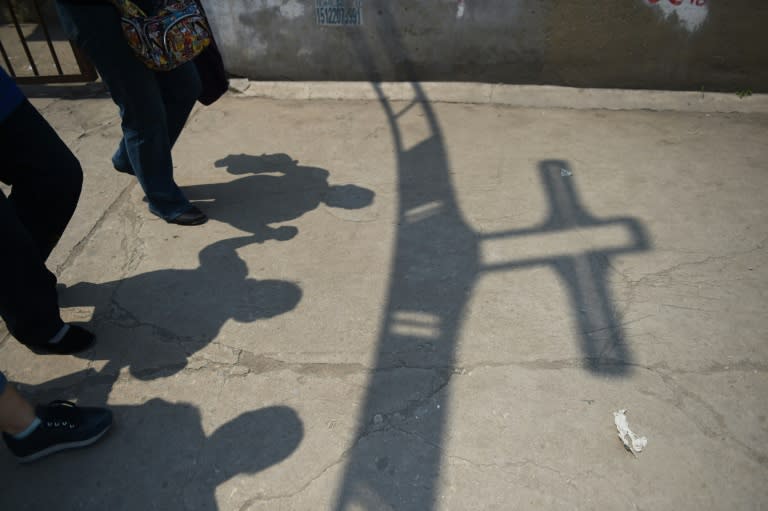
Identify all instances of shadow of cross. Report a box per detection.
[481,160,651,375]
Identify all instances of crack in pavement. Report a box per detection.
[71,118,121,147]
[612,236,768,321]
[104,297,193,346]
[237,451,349,509]
[645,369,768,466]
[390,425,574,478]
[53,181,139,277]
[232,370,455,508]
[621,236,768,291]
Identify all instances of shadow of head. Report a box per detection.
[198,404,304,482]
[116,400,304,483]
[214,153,303,175]
[324,184,375,210]
[0,397,304,509]
[232,279,303,322]
[213,153,374,210]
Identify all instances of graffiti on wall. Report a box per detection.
[316,0,363,26]
[644,0,708,32]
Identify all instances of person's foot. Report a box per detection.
[2,401,113,463]
[113,163,134,175]
[26,325,95,355]
[168,206,208,226]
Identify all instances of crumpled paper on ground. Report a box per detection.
[613,409,648,456]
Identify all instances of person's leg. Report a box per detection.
[0,372,113,463]
[0,100,82,260]
[0,101,94,353]
[55,1,198,221]
[0,374,36,436]
[113,62,202,175]
[0,180,66,347]
[156,61,202,149]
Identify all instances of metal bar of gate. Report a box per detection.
[5,0,39,77]
[32,0,64,75]
[0,38,14,74]
[1,0,97,84]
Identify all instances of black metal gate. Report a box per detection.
[0,0,96,84]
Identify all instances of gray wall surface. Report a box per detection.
[201,0,768,91]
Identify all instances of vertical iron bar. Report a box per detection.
[33,0,63,75]
[0,39,16,76]
[6,0,39,76]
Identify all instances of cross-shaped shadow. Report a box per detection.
[481,160,650,374]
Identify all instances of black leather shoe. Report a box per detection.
[113,162,134,175]
[168,206,208,226]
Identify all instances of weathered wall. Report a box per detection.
[201,0,768,91]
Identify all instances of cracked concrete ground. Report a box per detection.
[0,85,767,510]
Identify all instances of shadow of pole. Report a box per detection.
[335,3,477,509]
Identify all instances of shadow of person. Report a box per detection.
[57,235,302,401]
[184,153,375,241]
[0,396,303,510]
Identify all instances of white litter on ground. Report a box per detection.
[613,409,648,456]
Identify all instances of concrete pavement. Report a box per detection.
[0,84,767,510]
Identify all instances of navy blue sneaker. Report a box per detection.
[3,401,112,463]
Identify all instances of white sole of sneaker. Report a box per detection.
[16,424,112,463]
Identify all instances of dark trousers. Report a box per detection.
[55,0,202,220]
[0,100,82,346]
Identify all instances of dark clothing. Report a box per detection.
[0,100,82,346]
[55,0,202,221]
[0,67,24,122]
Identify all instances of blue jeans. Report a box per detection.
[0,100,77,347]
[55,0,202,220]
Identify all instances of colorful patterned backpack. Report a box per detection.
[111,0,212,71]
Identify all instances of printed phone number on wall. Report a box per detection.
[316,0,363,26]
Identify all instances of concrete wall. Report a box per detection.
[201,0,768,91]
